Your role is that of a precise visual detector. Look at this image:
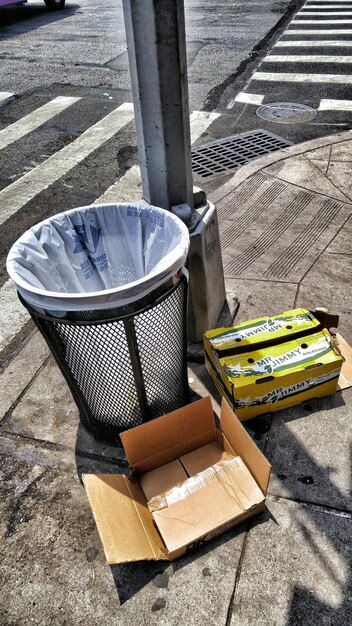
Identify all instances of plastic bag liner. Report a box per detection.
[7,202,190,311]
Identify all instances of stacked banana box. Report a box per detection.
[204,308,344,421]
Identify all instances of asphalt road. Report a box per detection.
[4,0,347,364]
[0,0,298,360]
[219,1,352,143]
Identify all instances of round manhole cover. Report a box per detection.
[256,102,317,124]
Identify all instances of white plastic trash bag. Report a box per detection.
[7,202,190,311]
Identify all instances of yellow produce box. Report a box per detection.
[204,311,343,420]
[204,308,322,361]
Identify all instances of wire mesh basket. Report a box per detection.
[21,275,189,443]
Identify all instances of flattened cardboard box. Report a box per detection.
[83,397,271,563]
[204,309,345,421]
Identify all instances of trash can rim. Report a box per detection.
[6,201,190,306]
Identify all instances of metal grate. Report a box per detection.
[22,277,189,443]
[191,129,292,183]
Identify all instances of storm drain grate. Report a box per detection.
[191,129,292,183]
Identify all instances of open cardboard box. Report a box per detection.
[83,397,271,563]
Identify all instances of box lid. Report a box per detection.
[204,308,319,354]
[82,473,167,564]
[220,329,342,388]
[120,397,217,474]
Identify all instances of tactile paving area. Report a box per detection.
[217,173,352,283]
[192,130,292,182]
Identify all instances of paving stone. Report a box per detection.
[109,525,247,626]
[326,161,352,202]
[224,277,297,322]
[0,432,73,470]
[327,214,352,255]
[297,251,352,342]
[265,388,352,512]
[229,498,352,626]
[265,155,352,204]
[0,331,49,421]
[2,357,128,464]
[330,139,352,163]
[305,145,332,163]
[0,446,119,626]
[0,431,248,626]
[3,357,80,447]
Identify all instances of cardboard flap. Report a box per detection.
[312,309,339,332]
[336,333,352,390]
[82,474,167,564]
[180,441,230,476]
[220,399,271,494]
[120,397,217,473]
[140,460,188,501]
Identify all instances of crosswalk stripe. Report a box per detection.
[0,91,14,104]
[319,98,352,110]
[0,103,135,228]
[298,10,352,14]
[303,4,352,6]
[0,96,81,151]
[285,29,352,33]
[189,110,221,143]
[291,19,352,22]
[252,71,352,83]
[0,279,31,353]
[275,39,352,45]
[95,165,142,204]
[95,110,221,203]
[265,54,352,62]
[230,93,264,106]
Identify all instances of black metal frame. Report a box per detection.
[20,276,189,443]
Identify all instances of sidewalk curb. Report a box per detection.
[210,129,352,204]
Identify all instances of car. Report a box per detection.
[0,0,65,10]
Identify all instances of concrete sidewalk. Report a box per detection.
[1,131,352,626]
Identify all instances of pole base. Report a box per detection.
[187,296,239,362]
[187,201,227,343]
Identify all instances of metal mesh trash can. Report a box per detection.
[7,202,190,443]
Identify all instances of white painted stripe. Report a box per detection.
[292,18,352,22]
[266,54,352,62]
[0,279,30,353]
[0,103,135,227]
[285,28,352,33]
[0,96,81,151]
[0,91,14,103]
[298,10,352,14]
[231,92,264,106]
[189,110,221,143]
[96,109,221,202]
[252,71,352,83]
[275,39,352,45]
[303,4,352,6]
[306,0,352,2]
[319,98,352,110]
[95,165,142,204]
[303,4,352,7]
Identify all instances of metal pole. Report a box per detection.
[122,0,228,342]
[122,0,194,211]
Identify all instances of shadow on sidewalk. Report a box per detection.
[74,366,351,615]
